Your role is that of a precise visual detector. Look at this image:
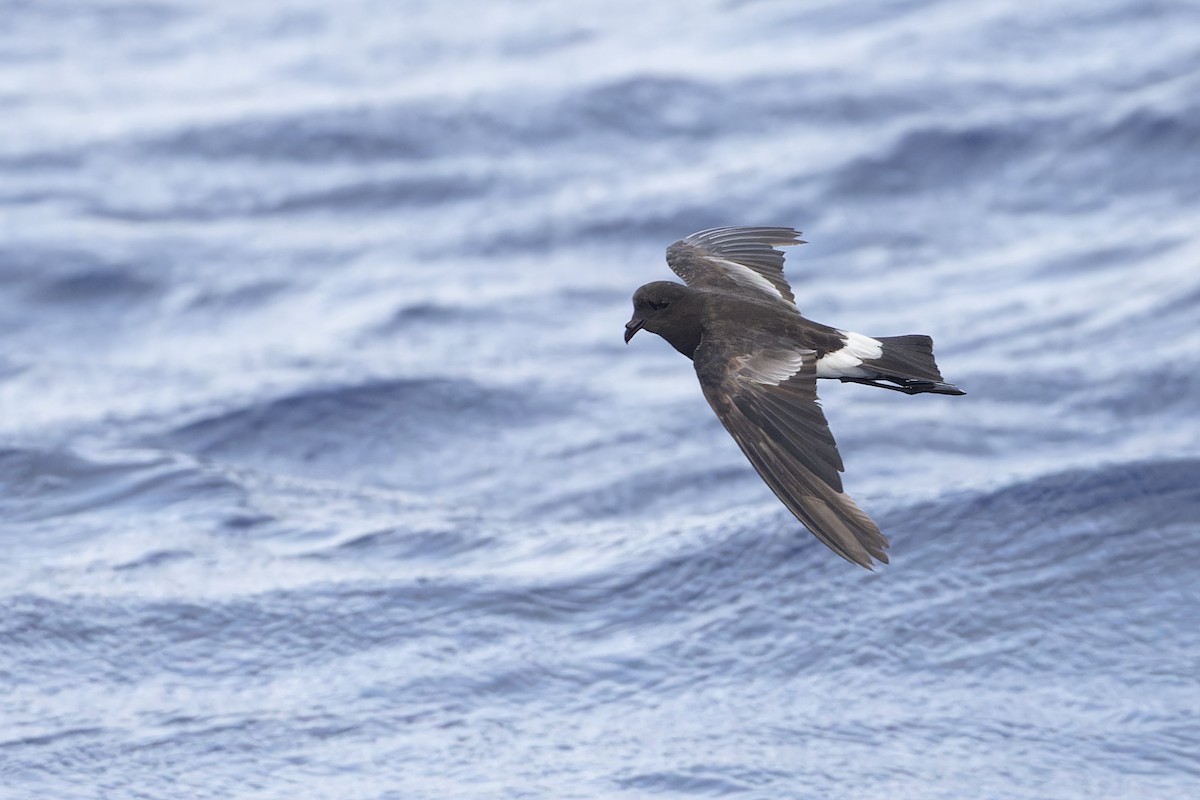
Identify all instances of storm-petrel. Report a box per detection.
[624,226,964,569]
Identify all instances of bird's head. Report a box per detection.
[624,281,702,356]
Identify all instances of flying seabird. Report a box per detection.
[624,226,964,569]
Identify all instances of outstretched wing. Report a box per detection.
[694,340,889,568]
[666,226,805,306]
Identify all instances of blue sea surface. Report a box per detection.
[2,1,1199,798]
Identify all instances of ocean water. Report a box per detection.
[2,1,1199,797]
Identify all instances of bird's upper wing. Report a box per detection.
[665,227,804,306]
[694,339,889,568]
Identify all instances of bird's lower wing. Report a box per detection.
[695,342,889,568]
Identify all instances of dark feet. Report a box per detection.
[839,377,966,396]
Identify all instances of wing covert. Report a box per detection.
[665,226,805,306]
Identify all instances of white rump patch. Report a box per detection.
[739,348,813,385]
[711,257,785,301]
[840,330,883,360]
[816,330,883,378]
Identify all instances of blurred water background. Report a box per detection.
[2,1,1199,797]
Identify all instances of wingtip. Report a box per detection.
[849,547,889,571]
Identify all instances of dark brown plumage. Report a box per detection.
[624,226,964,569]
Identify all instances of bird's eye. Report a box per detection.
[649,299,670,311]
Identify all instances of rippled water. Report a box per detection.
[2,1,1199,797]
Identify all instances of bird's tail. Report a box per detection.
[846,334,965,395]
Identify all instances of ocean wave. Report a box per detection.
[154,377,564,489]
[895,457,1200,570]
[141,100,518,163]
[829,121,1038,196]
[87,172,494,222]
[0,446,245,524]
[4,0,1200,795]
